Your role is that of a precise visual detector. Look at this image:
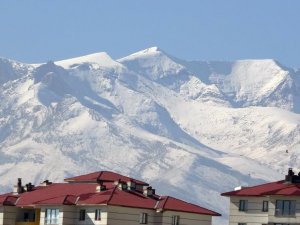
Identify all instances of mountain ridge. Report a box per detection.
[0,47,299,225]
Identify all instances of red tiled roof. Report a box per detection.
[16,183,112,206]
[0,171,220,216]
[156,196,221,216]
[15,182,158,208]
[64,171,148,185]
[108,188,158,209]
[222,180,300,197]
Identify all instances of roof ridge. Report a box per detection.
[262,182,300,195]
[221,179,300,197]
[161,196,169,210]
[107,185,118,205]
[97,171,103,182]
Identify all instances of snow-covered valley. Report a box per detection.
[1,47,299,224]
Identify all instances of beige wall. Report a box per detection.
[229,197,270,225]
[39,205,108,225]
[228,197,269,225]
[0,206,17,225]
[61,206,76,225]
[107,205,213,225]
[107,205,160,225]
[76,206,108,225]
[162,211,212,225]
[268,196,300,224]
[0,204,214,225]
[0,207,3,225]
[228,196,300,225]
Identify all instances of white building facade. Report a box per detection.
[222,168,300,225]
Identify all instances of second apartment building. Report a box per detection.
[222,168,300,225]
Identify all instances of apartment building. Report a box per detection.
[0,171,220,225]
[222,168,300,225]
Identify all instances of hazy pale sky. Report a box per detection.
[0,0,299,68]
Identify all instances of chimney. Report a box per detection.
[234,186,247,191]
[27,183,34,192]
[285,168,300,183]
[13,186,18,195]
[17,178,24,194]
[13,178,24,195]
[40,180,52,186]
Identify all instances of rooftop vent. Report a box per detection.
[40,180,52,186]
[234,186,247,191]
[285,168,300,183]
[24,183,34,192]
[13,178,34,194]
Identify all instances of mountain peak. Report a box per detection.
[234,58,278,65]
[55,52,121,69]
[142,46,162,53]
[117,47,185,80]
[123,46,165,59]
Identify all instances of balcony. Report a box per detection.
[16,222,38,225]
[15,208,40,225]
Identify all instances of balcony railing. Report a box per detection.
[15,222,37,225]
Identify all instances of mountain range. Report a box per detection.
[1,47,300,224]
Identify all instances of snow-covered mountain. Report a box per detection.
[1,47,300,224]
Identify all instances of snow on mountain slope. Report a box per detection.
[0,48,300,225]
[55,52,123,70]
[118,47,190,89]
[211,60,296,109]
[179,76,230,106]
[119,48,300,112]
[179,59,300,112]
[0,58,34,84]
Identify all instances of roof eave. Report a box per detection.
[163,209,221,216]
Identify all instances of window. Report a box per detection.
[24,212,29,221]
[23,212,36,222]
[238,223,246,225]
[171,215,179,225]
[262,201,268,212]
[275,200,296,216]
[95,209,101,221]
[19,210,35,222]
[79,209,86,221]
[45,209,59,224]
[239,200,248,211]
[139,213,148,224]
